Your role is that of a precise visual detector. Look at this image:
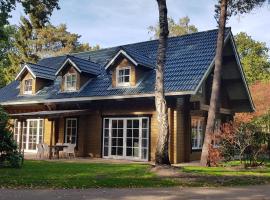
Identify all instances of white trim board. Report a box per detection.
[0,90,195,106]
[55,58,82,76]
[15,64,36,80]
[105,50,138,70]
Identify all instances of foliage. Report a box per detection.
[148,16,198,39]
[235,81,270,129]
[215,0,266,21]
[20,0,60,29]
[0,25,17,87]
[0,1,100,87]
[235,32,270,84]
[201,0,268,166]
[0,106,23,168]
[217,121,270,167]
[0,0,16,27]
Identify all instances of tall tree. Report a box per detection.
[200,0,267,166]
[20,0,60,29]
[148,16,198,39]
[235,32,270,83]
[155,0,170,165]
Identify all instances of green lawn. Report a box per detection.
[1,160,270,188]
[0,160,177,188]
[181,161,270,186]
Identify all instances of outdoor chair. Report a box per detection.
[58,143,70,158]
[42,143,56,158]
[36,143,44,159]
[64,143,76,159]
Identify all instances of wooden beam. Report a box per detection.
[49,120,54,159]
[19,120,24,154]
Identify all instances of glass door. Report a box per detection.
[103,117,149,161]
[14,119,44,152]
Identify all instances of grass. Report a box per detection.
[1,160,270,188]
[0,160,177,188]
[180,160,270,186]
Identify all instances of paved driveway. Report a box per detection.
[1,185,270,200]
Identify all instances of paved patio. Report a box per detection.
[1,185,270,200]
[23,152,200,166]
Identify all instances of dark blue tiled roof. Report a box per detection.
[118,46,155,69]
[64,55,101,75]
[27,63,55,80]
[0,28,231,104]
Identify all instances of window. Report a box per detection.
[13,119,44,151]
[65,118,77,144]
[24,79,32,94]
[103,117,149,161]
[191,117,204,150]
[64,73,77,91]
[116,67,131,86]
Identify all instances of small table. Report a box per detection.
[49,145,68,159]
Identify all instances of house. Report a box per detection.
[0,28,254,163]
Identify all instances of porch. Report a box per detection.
[10,109,90,159]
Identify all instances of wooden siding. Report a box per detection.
[6,97,225,163]
[20,72,35,95]
[59,64,91,92]
[19,72,52,95]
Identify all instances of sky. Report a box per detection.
[9,0,270,48]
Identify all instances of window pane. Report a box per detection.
[118,120,123,128]
[118,129,123,137]
[142,119,148,128]
[127,129,132,137]
[133,120,139,128]
[133,129,139,138]
[142,139,147,148]
[126,148,132,156]
[142,129,148,138]
[124,76,129,82]
[112,129,117,137]
[124,69,130,75]
[127,120,132,128]
[104,147,108,156]
[104,119,109,128]
[141,148,147,159]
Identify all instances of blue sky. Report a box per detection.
[9,0,270,48]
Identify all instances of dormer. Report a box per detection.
[55,55,100,92]
[15,63,55,95]
[105,47,154,88]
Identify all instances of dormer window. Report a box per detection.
[117,67,131,87]
[24,79,32,95]
[64,73,77,91]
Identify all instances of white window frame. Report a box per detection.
[64,73,77,91]
[102,117,149,161]
[13,119,44,152]
[191,117,204,150]
[65,118,78,144]
[24,79,33,95]
[116,66,131,87]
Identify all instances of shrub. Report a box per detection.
[0,107,23,168]
[217,121,270,167]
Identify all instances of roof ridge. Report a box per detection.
[66,54,100,66]
[41,28,227,61]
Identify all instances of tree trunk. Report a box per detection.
[155,0,170,165]
[200,0,228,166]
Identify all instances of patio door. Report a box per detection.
[14,119,44,152]
[103,117,149,161]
